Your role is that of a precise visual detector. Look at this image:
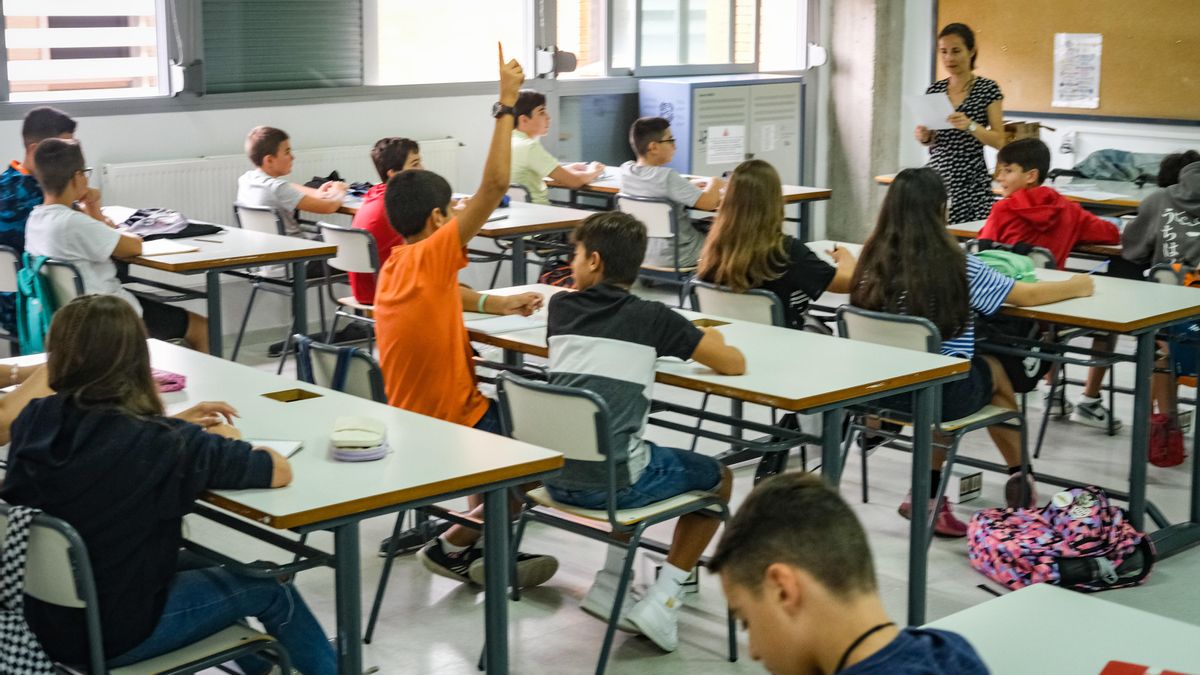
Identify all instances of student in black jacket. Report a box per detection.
[0,294,335,675]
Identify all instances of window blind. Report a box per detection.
[201,0,362,94]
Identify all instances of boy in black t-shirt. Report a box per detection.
[711,473,989,675]
[545,211,745,652]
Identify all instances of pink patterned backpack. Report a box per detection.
[967,486,1155,592]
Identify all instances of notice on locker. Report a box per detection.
[706,125,745,164]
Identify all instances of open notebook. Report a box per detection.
[139,239,199,256]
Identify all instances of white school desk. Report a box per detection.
[466,284,970,626]
[34,340,563,675]
[945,219,1123,258]
[338,199,593,285]
[926,584,1200,673]
[875,173,1157,210]
[108,210,337,360]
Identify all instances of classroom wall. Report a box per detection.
[897,0,1200,174]
[0,94,508,344]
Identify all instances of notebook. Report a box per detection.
[139,239,200,256]
[246,439,304,458]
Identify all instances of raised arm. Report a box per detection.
[457,44,525,245]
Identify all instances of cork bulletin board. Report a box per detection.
[934,0,1199,123]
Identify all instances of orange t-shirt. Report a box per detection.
[374,220,489,426]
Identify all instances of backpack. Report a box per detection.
[974,248,1039,283]
[0,506,57,674]
[976,313,1053,393]
[15,254,57,355]
[967,486,1154,593]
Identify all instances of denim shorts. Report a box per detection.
[472,399,503,435]
[546,442,724,510]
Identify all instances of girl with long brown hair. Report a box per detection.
[852,168,1093,536]
[0,295,335,674]
[698,159,854,329]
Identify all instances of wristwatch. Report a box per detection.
[492,102,515,119]
[967,121,978,133]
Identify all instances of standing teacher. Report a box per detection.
[916,23,1007,224]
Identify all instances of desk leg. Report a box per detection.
[907,385,935,626]
[333,522,363,675]
[510,238,527,286]
[290,261,309,343]
[483,488,510,674]
[820,408,844,486]
[1129,331,1155,531]
[799,202,812,241]
[206,271,223,358]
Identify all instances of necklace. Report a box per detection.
[833,621,895,673]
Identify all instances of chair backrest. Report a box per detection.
[687,279,784,326]
[615,194,677,239]
[0,505,106,672]
[317,223,379,274]
[233,203,286,236]
[1027,246,1056,270]
[293,334,386,403]
[42,259,85,306]
[836,305,942,354]
[496,372,611,464]
[1149,263,1185,285]
[507,184,532,203]
[0,245,19,294]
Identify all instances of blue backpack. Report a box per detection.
[15,253,57,355]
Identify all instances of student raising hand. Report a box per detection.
[499,42,524,102]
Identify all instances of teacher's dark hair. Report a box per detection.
[939,23,977,69]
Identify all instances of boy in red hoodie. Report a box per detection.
[980,138,1122,431]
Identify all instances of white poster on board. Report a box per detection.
[1053,33,1102,109]
[706,125,745,164]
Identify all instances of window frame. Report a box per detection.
[628,0,761,77]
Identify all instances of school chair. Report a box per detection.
[498,372,737,675]
[0,245,21,354]
[0,505,292,675]
[686,278,808,480]
[42,259,85,305]
[836,306,1031,545]
[616,194,694,306]
[315,223,378,349]
[292,333,385,403]
[507,184,532,203]
[230,203,330,372]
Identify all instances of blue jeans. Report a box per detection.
[107,567,336,675]
[546,442,723,510]
[473,398,503,434]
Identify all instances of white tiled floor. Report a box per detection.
[195,286,1200,674]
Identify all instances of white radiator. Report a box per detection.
[100,137,461,225]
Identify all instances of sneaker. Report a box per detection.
[466,551,559,589]
[1150,413,1186,467]
[626,588,681,652]
[1071,397,1124,431]
[898,493,969,538]
[1043,391,1074,418]
[579,570,639,633]
[417,539,483,583]
[1005,472,1039,509]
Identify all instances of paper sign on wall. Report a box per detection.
[760,124,778,153]
[706,125,745,164]
[1053,33,1102,109]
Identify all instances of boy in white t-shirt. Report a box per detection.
[511,89,604,205]
[25,139,209,352]
[236,126,347,236]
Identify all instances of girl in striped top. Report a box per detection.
[850,167,1093,537]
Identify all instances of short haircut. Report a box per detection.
[32,138,85,195]
[245,126,289,167]
[514,89,546,121]
[709,472,878,597]
[22,107,76,147]
[383,169,453,238]
[370,137,420,182]
[572,211,647,286]
[1159,150,1200,188]
[629,117,671,157]
[997,138,1051,185]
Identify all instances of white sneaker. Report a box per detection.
[1043,391,1074,417]
[580,570,639,633]
[1071,397,1123,431]
[626,588,681,652]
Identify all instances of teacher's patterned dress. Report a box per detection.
[925,76,1004,224]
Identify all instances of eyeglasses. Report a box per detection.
[658,137,677,145]
[77,167,93,179]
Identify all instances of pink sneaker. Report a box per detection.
[898,493,969,538]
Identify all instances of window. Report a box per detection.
[2,0,168,102]
[759,0,808,72]
[369,0,533,86]
[631,0,756,70]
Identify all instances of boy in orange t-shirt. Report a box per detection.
[373,46,554,588]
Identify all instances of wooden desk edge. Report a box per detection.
[203,454,564,530]
[133,245,338,273]
[1002,304,1200,334]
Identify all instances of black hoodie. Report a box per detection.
[0,394,272,665]
[1122,161,1200,266]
